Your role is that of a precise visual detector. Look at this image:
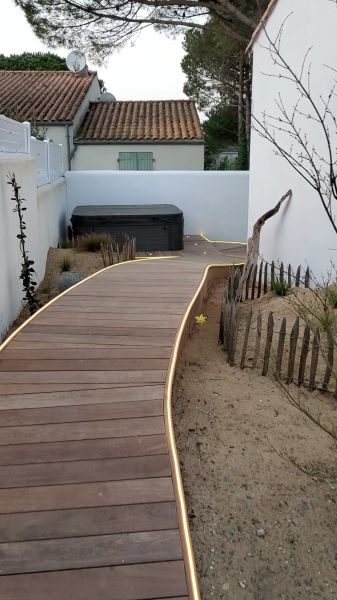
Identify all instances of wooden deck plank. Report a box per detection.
[0,347,172,360]
[0,477,174,514]
[0,434,167,466]
[0,416,165,445]
[0,370,167,385]
[0,561,188,600]
[0,530,183,575]
[0,358,169,372]
[0,454,170,488]
[0,502,178,543]
[0,385,164,410]
[0,399,163,426]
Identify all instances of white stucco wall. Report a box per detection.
[249,0,337,277]
[65,170,249,241]
[0,155,66,340]
[73,143,204,171]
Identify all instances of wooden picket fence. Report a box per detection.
[100,235,136,267]
[242,259,311,301]
[219,263,337,395]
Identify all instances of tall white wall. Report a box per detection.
[73,143,205,171]
[249,0,337,278]
[0,154,66,340]
[65,170,249,242]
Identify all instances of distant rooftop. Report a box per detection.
[0,70,97,123]
[75,100,203,143]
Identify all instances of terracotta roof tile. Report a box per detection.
[0,70,97,123]
[76,100,203,142]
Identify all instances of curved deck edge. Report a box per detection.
[165,262,244,599]
[0,256,178,354]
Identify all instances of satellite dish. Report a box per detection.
[66,50,87,74]
[100,92,116,102]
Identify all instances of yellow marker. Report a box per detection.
[200,232,247,246]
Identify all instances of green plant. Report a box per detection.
[77,232,112,252]
[40,280,51,295]
[271,277,290,297]
[8,173,39,315]
[60,256,72,272]
[59,238,73,249]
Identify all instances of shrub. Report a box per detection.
[58,272,85,292]
[77,232,112,252]
[59,238,73,249]
[60,256,72,272]
[271,277,290,297]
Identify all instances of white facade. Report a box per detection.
[66,170,249,242]
[44,77,101,170]
[249,0,337,277]
[73,143,204,171]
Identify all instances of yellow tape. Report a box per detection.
[200,233,247,246]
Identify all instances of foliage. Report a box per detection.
[60,256,72,272]
[203,104,238,169]
[0,51,67,70]
[7,174,39,315]
[271,277,290,297]
[77,232,113,253]
[59,238,73,249]
[15,0,265,61]
[58,271,85,292]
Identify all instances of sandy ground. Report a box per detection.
[174,286,337,600]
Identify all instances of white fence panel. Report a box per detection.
[30,138,50,187]
[0,115,30,153]
[49,142,64,181]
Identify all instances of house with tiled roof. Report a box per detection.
[0,70,101,170]
[0,70,204,171]
[74,100,204,170]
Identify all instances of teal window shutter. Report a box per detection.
[119,152,153,170]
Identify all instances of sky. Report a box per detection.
[0,0,188,101]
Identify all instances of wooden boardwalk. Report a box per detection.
[0,239,245,600]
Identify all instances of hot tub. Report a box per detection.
[71,204,184,251]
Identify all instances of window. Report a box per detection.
[119,152,153,171]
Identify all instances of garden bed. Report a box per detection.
[5,247,104,339]
[174,286,337,599]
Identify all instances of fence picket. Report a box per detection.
[271,261,275,288]
[251,264,258,300]
[257,261,263,298]
[228,300,238,366]
[219,303,225,346]
[240,306,253,368]
[275,317,287,380]
[262,312,274,376]
[264,262,268,294]
[298,325,311,386]
[245,265,253,301]
[295,266,301,287]
[252,311,262,368]
[287,264,292,288]
[280,262,284,284]
[309,329,320,390]
[322,331,334,392]
[287,317,300,384]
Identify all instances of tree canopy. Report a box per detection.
[0,51,67,70]
[15,1,264,61]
